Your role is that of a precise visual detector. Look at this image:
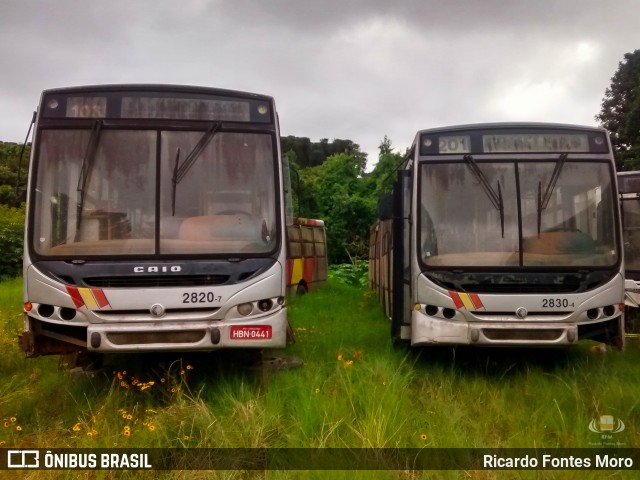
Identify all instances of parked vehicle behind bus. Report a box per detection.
[617,170,640,334]
[286,217,328,295]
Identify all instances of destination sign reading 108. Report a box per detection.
[63,96,252,121]
[437,133,590,154]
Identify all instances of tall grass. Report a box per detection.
[1,277,639,479]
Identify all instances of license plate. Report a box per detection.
[229,326,272,340]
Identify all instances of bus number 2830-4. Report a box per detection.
[541,298,575,308]
[182,292,222,304]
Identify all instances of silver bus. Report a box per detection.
[20,84,290,361]
[370,123,625,348]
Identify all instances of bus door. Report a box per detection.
[391,169,412,342]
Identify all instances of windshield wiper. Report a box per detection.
[537,153,568,236]
[463,155,504,237]
[171,123,221,215]
[75,120,103,240]
[171,147,181,216]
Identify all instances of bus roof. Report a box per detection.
[414,122,607,137]
[413,122,611,156]
[41,84,274,103]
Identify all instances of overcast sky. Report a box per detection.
[1,0,638,168]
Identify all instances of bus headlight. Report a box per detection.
[258,299,273,312]
[237,303,254,316]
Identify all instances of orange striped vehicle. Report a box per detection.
[286,218,328,295]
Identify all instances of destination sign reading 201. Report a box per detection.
[436,133,591,154]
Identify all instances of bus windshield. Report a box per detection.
[419,160,617,268]
[33,129,277,256]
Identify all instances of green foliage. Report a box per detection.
[365,136,405,197]
[291,136,404,264]
[596,49,640,170]
[328,261,369,288]
[0,141,30,207]
[281,136,366,170]
[296,153,375,263]
[0,204,25,280]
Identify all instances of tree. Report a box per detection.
[295,152,376,263]
[596,49,640,170]
[280,136,367,170]
[365,135,405,198]
[0,142,30,207]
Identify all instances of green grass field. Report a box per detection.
[1,276,639,479]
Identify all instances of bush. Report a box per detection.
[0,204,25,279]
[328,261,369,288]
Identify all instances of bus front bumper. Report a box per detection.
[86,308,288,352]
[410,310,579,347]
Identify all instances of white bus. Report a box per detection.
[19,84,291,362]
[370,123,625,348]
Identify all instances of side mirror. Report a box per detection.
[378,195,393,220]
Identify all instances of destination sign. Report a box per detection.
[42,90,271,123]
[618,174,640,194]
[482,133,590,153]
[438,135,471,154]
[65,97,107,118]
[121,97,251,121]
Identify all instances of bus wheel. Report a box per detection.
[296,283,308,295]
[76,351,104,370]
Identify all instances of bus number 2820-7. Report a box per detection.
[182,292,222,304]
